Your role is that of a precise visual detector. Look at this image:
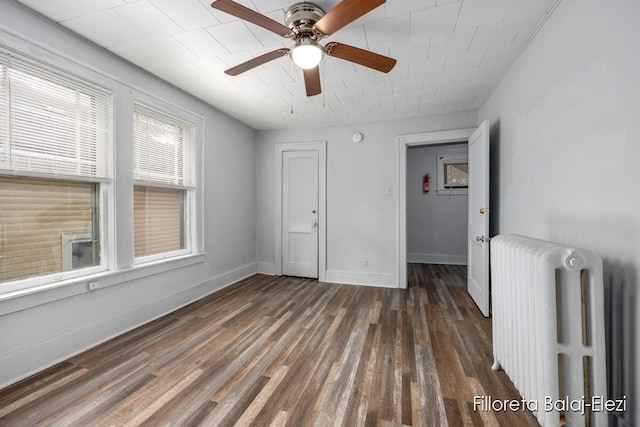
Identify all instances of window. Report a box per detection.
[437,153,468,195]
[132,103,195,261]
[0,52,112,286]
[445,162,468,188]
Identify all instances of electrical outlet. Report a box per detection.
[362,258,368,268]
[87,281,99,291]
[384,185,392,196]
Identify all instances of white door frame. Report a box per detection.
[397,128,475,289]
[275,141,327,281]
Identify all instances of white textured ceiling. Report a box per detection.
[16,0,559,130]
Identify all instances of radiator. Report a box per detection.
[490,234,607,427]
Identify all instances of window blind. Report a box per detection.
[132,103,195,188]
[0,176,95,283]
[133,185,184,257]
[0,52,112,180]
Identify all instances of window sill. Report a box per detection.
[0,252,206,316]
[436,189,468,196]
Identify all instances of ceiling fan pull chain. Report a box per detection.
[322,65,326,108]
[290,59,295,115]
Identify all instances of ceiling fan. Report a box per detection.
[210,0,397,96]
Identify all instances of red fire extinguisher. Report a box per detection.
[423,174,430,193]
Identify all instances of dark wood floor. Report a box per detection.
[0,264,539,426]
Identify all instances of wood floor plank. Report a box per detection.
[124,368,203,426]
[265,316,335,416]
[444,396,465,426]
[413,296,448,426]
[49,373,156,427]
[340,321,377,427]
[315,307,372,426]
[0,264,539,426]
[355,322,383,426]
[89,376,172,425]
[0,366,88,418]
[235,365,289,426]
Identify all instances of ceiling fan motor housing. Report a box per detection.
[285,3,326,37]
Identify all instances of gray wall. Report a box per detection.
[406,144,468,265]
[479,0,639,424]
[0,1,257,389]
[256,111,477,287]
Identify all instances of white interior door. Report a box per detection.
[282,150,319,278]
[467,120,490,316]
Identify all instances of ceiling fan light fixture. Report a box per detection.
[290,37,324,69]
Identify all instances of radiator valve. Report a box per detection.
[565,251,585,270]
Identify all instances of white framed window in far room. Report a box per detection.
[0,50,112,291]
[437,153,468,195]
[132,102,196,264]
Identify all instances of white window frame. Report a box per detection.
[0,48,113,295]
[437,153,468,196]
[132,101,198,266]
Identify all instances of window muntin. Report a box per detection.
[132,103,195,262]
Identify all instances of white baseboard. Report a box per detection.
[408,253,467,265]
[208,262,259,288]
[325,270,398,288]
[256,262,276,275]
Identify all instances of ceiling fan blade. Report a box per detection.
[303,67,321,96]
[211,0,295,37]
[224,48,290,76]
[314,0,385,36]
[325,42,396,73]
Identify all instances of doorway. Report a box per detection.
[406,142,469,266]
[397,123,491,316]
[397,128,475,288]
[275,142,327,281]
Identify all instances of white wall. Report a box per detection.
[256,111,477,287]
[406,144,468,265]
[479,0,639,424]
[0,1,257,389]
